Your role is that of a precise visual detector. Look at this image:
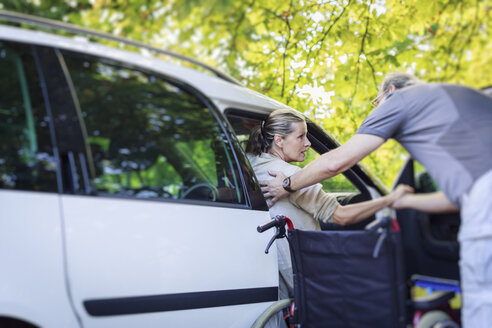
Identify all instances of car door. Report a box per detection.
[392,157,460,281]
[0,41,79,327]
[39,48,277,327]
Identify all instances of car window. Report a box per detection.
[0,41,58,192]
[414,161,439,193]
[62,52,245,204]
[226,113,358,193]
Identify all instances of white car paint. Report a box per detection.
[0,190,80,327]
[61,195,275,328]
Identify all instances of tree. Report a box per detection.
[2,0,491,187]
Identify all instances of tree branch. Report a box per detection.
[451,0,481,78]
[286,0,352,104]
[350,0,372,106]
[280,0,294,98]
[366,57,378,90]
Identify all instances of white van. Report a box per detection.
[0,10,441,328]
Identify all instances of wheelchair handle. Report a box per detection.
[257,216,294,254]
[257,219,279,233]
[365,216,392,233]
[257,215,294,233]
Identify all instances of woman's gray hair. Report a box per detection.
[246,109,306,156]
[379,72,421,96]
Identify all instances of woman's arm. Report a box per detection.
[291,181,413,225]
[331,185,413,225]
[288,183,339,223]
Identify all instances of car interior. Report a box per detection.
[394,158,460,282]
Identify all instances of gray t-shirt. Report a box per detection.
[357,83,492,206]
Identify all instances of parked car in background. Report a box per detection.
[0,10,461,328]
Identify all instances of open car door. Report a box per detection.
[393,157,460,282]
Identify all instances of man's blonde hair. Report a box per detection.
[378,72,421,97]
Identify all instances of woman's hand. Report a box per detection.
[389,184,414,209]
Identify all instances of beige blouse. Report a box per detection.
[247,152,339,297]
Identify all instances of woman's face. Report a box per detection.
[279,122,311,162]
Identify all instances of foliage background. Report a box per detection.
[2,0,491,187]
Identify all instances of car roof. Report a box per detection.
[0,24,289,114]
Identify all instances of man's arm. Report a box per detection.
[391,190,460,213]
[261,134,385,204]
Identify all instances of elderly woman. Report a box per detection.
[246,108,411,298]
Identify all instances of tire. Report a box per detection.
[415,310,459,328]
[251,298,292,328]
[0,317,38,328]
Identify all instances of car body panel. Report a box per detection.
[0,190,80,327]
[61,195,276,327]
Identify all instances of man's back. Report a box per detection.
[358,83,492,206]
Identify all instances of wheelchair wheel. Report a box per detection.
[415,310,459,328]
[250,298,292,328]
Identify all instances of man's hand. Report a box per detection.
[391,194,410,210]
[390,189,459,213]
[260,171,289,207]
[388,184,414,207]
